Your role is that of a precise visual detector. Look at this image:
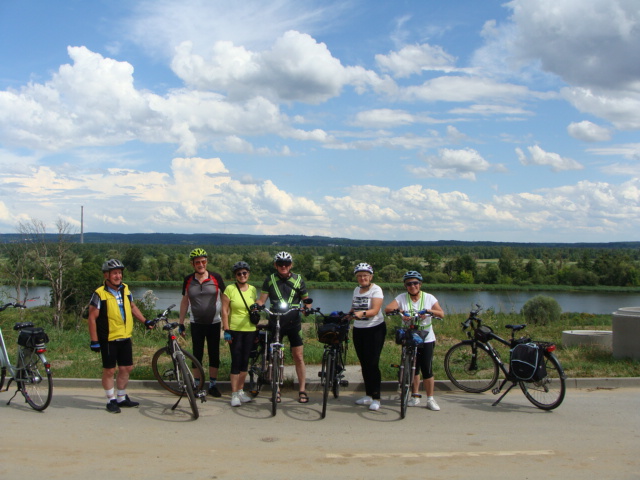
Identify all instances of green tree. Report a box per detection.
[521,295,562,325]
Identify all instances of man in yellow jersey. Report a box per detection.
[88,259,152,413]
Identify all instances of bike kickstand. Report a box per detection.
[171,393,184,411]
[492,382,517,407]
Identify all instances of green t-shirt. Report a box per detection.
[223,284,258,332]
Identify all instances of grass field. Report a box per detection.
[1,305,638,382]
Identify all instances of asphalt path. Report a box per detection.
[1,380,639,480]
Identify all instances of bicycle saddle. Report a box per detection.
[13,322,35,330]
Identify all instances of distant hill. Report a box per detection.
[1,232,639,249]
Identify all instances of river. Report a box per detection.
[7,285,640,315]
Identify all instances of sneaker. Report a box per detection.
[369,400,381,411]
[117,395,139,408]
[208,385,222,397]
[408,395,421,407]
[230,393,241,407]
[106,400,121,413]
[426,397,441,411]
[238,390,252,403]
[355,395,373,406]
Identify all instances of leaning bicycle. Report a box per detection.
[315,310,350,419]
[389,309,440,419]
[149,304,206,419]
[444,304,566,410]
[251,299,312,417]
[0,302,53,411]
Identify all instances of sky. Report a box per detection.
[0,0,639,243]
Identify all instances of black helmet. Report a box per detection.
[102,259,125,272]
[232,261,251,273]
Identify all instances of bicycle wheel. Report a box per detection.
[152,347,205,396]
[270,348,281,417]
[0,365,6,391]
[17,349,53,411]
[444,341,499,393]
[321,349,334,419]
[399,348,412,419]
[176,353,199,419]
[248,343,265,397]
[520,351,566,410]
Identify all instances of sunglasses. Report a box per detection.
[405,281,421,287]
[236,271,249,276]
[193,260,207,266]
[275,261,292,267]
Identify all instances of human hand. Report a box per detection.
[224,330,233,343]
[144,319,154,330]
[90,340,101,353]
[178,324,186,336]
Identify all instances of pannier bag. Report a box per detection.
[475,325,494,343]
[18,327,50,348]
[510,342,546,381]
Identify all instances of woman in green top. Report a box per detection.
[221,261,258,407]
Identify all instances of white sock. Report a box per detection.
[105,388,116,401]
[117,389,127,402]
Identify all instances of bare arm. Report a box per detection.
[88,305,99,342]
[353,297,383,320]
[384,299,399,314]
[221,293,231,331]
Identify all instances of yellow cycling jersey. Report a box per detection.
[92,283,135,342]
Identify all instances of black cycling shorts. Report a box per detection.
[100,338,133,369]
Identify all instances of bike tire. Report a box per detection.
[321,349,333,419]
[444,341,500,393]
[176,353,199,419]
[152,347,205,396]
[0,366,6,391]
[400,348,412,419]
[17,349,53,411]
[519,351,566,410]
[248,342,266,397]
[270,349,281,417]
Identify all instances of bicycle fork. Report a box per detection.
[268,342,284,385]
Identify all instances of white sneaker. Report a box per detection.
[230,393,241,407]
[355,395,373,406]
[426,397,440,411]
[238,390,252,403]
[369,400,380,411]
[408,396,421,407]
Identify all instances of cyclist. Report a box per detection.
[221,261,258,407]
[254,251,311,404]
[348,262,385,411]
[178,248,226,397]
[384,270,445,411]
[88,259,153,413]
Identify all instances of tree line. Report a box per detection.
[1,219,639,327]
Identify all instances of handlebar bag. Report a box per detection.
[510,342,546,381]
[317,323,348,344]
[18,327,50,348]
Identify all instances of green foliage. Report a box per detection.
[521,295,562,325]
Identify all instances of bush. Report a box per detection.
[521,295,562,325]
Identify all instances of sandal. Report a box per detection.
[298,391,309,404]
[276,392,281,403]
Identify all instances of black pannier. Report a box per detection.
[317,314,349,344]
[510,342,546,381]
[18,327,49,348]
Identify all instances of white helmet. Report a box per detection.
[353,262,374,274]
[274,251,293,263]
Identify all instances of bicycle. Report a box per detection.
[0,302,53,411]
[250,299,312,417]
[444,304,566,410]
[315,310,350,419]
[388,309,441,419]
[149,304,207,419]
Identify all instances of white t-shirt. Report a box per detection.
[351,284,384,329]
[394,291,439,343]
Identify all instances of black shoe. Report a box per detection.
[117,395,139,408]
[208,385,221,397]
[106,400,121,413]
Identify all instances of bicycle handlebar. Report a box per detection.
[0,302,27,312]
[149,304,177,326]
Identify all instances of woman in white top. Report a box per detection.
[385,270,445,411]
[349,263,385,411]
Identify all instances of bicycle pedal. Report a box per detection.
[317,371,324,378]
[492,388,500,395]
[340,380,349,387]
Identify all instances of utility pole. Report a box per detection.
[80,205,84,244]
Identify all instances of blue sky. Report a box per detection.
[0,0,639,242]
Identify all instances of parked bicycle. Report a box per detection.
[388,309,441,419]
[444,304,566,410]
[149,304,206,419]
[315,310,350,419]
[0,302,53,411]
[248,299,312,416]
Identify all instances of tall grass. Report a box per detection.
[1,306,638,381]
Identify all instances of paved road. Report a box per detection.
[1,382,639,480]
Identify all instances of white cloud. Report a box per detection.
[562,87,640,130]
[567,120,611,142]
[375,43,459,78]
[516,145,583,172]
[409,148,492,181]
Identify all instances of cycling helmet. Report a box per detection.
[232,261,251,273]
[403,270,423,282]
[353,262,374,275]
[189,248,208,259]
[274,251,293,263]
[102,258,125,272]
